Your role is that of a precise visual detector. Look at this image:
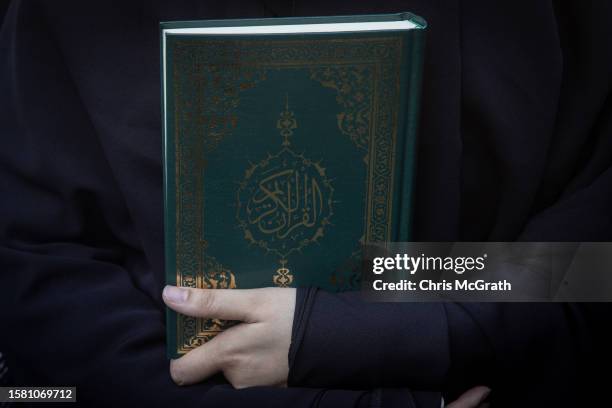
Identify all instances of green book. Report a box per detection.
[161,12,427,358]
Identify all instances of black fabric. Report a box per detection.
[289,290,593,406]
[0,0,610,407]
[288,289,449,390]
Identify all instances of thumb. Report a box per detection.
[162,286,257,322]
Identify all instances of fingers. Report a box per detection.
[170,337,223,386]
[164,287,295,388]
[163,285,258,322]
[446,386,491,408]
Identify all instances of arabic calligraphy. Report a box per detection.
[247,168,324,239]
[236,96,334,264]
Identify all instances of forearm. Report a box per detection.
[288,287,589,402]
[288,288,450,390]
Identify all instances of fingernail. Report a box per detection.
[163,285,188,304]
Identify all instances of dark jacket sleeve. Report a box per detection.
[289,291,592,407]
[289,289,451,391]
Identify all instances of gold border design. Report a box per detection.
[172,36,403,354]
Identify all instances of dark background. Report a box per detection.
[1,0,611,406]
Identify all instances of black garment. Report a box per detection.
[0,0,610,407]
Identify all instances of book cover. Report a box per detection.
[161,12,426,358]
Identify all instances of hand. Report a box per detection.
[163,285,296,388]
[446,386,491,408]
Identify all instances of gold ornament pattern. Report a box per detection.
[171,36,403,354]
[310,65,372,151]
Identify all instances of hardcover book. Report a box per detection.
[161,12,427,357]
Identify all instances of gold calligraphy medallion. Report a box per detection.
[236,96,334,286]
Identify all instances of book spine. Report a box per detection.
[161,27,179,359]
[397,28,426,242]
